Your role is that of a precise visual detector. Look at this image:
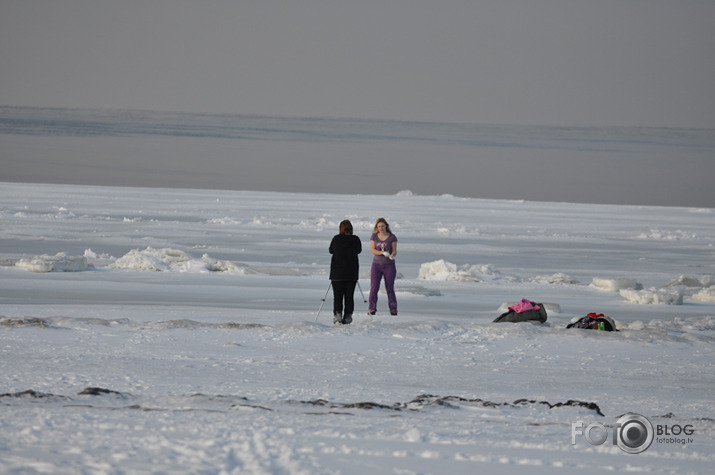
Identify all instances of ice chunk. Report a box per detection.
[531,273,579,285]
[692,286,715,303]
[665,275,706,288]
[619,287,684,305]
[110,247,191,271]
[418,260,479,282]
[590,277,641,292]
[16,253,88,272]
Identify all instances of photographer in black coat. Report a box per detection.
[329,220,362,324]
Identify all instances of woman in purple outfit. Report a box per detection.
[368,217,398,316]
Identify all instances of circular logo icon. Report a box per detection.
[615,413,654,454]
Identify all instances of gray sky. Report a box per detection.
[1,0,714,128]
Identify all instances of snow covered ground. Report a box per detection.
[1,182,713,474]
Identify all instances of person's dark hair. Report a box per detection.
[339,219,353,235]
[373,217,392,234]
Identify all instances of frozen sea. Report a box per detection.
[0,180,714,474]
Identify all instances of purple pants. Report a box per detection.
[369,262,397,313]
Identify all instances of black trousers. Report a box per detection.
[332,280,357,316]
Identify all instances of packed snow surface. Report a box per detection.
[1,182,713,474]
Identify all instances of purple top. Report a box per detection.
[371,233,398,265]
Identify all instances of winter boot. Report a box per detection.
[333,312,342,325]
[342,313,353,324]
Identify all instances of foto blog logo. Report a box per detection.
[571,413,654,454]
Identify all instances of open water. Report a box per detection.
[1,106,714,207]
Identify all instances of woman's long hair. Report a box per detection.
[373,217,392,234]
[339,219,353,235]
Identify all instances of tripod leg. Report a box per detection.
[356,281,371,319]
[356,281,367,303]
[315,282,332,322]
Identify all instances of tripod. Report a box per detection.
[315,281,367,322]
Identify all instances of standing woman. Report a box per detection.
[369,217,398,316]
[329,219,362,324]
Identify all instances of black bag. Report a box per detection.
[566,313,618,331]
[493,300,547,324]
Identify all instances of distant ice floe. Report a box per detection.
[661,275,715,303]
[110,247,192,272]
[15,253,89,273]
[415,261,711,307]
[529,273,580,285]
[692,286,715,303]
[83,249,110,260]
[417,261,578,286]
[636,229,699,240]
[665,275,707,288]
[110,247,241,273]
[590,276,689,305]
[417,260,507,282]
[205,217,243,225]
[664,274,715,290]
[620,287,684,305]
[9,246,302,276]
[201,254,241,272]
[588,275,715,305]
[589,277,642,292]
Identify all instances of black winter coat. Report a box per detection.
[329,234,362,281]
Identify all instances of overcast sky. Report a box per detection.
[1,0,714,128]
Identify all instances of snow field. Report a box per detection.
[1,182,713,473]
